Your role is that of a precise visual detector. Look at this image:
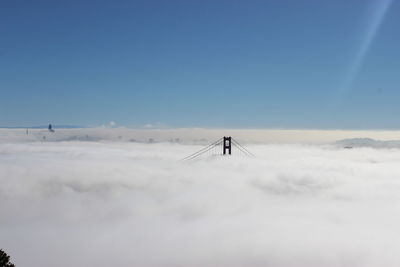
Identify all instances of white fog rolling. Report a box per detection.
[2,129,400,266]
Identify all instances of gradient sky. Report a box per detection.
[1,0,400,128]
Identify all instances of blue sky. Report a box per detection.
[1,0,400,128]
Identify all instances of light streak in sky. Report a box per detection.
[337,0,393,101]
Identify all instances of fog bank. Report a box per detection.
[2,137,400,266]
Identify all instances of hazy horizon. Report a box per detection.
[5,127,400,145]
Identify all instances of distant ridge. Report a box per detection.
[0,125,85,129]
[336,138,400,149]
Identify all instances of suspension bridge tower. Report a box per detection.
[223,136,232,155]
[182,136,254,161]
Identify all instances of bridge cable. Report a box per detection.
[181,138,223,161]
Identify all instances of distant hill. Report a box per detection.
[336,138,400,149]
[0,125,85,129]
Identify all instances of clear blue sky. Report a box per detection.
[1,0,399,128]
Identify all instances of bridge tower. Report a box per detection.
[182,136,254,161]
[223,136,232,155]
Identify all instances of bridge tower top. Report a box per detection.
[181,136,254,161]
[223,136,232,155]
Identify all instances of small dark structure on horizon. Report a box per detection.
[48,124,54,132]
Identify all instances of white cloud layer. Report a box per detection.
[2,130,400,266]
